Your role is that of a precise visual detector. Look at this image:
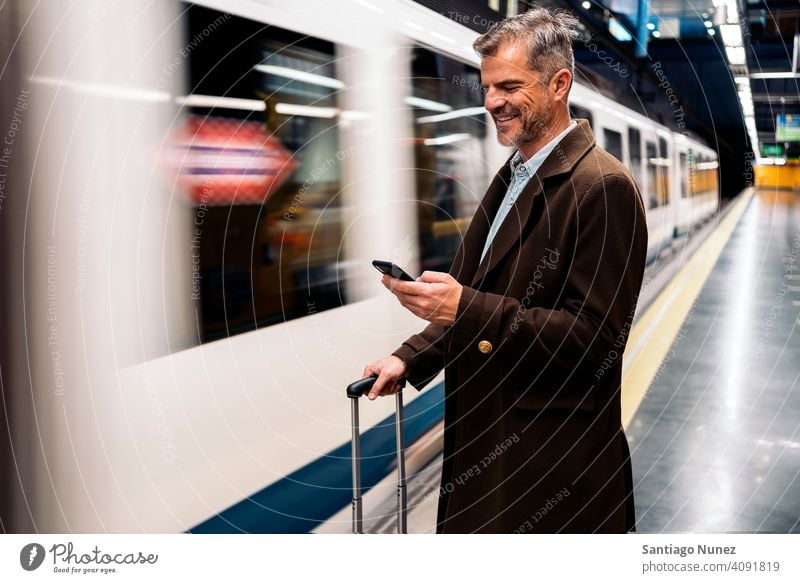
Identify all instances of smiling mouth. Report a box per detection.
[494,114,518,123]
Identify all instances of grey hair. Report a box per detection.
[473,7,580,84]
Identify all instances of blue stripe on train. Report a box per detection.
[190,382,444,533]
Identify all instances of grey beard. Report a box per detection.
[496,109,553,150]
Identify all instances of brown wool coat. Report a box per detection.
[393,119,647,533]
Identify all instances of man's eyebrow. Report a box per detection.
[482,79,526,87]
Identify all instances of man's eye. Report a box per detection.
[505,86,520,92]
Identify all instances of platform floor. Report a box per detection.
[369,189,800,534]
[628,189,800,533]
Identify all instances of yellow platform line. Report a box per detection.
[621,189,754,429]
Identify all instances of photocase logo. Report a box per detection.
[19,543,46,571]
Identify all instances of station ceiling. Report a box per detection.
[568,0,800,159]
[426,0,800,160]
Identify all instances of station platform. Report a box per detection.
[366,188,800,534]
[628,188,800,533]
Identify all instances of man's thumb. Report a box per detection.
[418,270,449,283]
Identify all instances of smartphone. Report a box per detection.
[372,260,415,282]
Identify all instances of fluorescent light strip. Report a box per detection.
[176,95,266,111]
[725,46,746,65]
[416,106,486,124]
[749,72,800,79]
[31,75,170,102]
[423,133,471,146]
[274,103,339,118]
[405,96,453,112]
[253,65,344,89]
[724,0,739,24]
[720,24,743,47]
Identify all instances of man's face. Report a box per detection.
[480,41,556,151]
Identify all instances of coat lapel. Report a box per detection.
[449,160,512,285]
[469,119,597,287]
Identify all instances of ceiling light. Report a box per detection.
[423,133,471,146]
[31,76,170,102]
[253,65,344,89]
[725,46,746,65]
[720,24,743,46]
[274,103,339,118]
[176,95,266,111]
[416,106,486,124]
[405,96,453,112]
[724,0,739,24]
[749,72,800,79]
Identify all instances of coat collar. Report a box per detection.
[453,118,596,287]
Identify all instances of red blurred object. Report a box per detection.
[166,115,297,205]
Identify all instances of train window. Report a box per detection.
[603,129,623,162]
[410,47,488,272]
[183,5,348,342]
[628,127,642,187]
[691,153,719,197]
[569,104,593,129]
[645,141,669,209]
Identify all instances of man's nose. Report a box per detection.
[484,88,506,112]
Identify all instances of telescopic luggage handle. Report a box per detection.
[346,374,407,534]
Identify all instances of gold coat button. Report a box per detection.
[478,340,493,354]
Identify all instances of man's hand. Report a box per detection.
[382,270,463,326]
[362,355,407,400]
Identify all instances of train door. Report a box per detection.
[642,129,673,260]
[674,138,692,235]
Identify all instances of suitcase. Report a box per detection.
[346,375,407,534]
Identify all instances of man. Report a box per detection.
[362,8,647,533]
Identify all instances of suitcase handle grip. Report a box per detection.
[346,374,405,398]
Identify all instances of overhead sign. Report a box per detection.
[166,115,297,205]
[776,114,800,142]
[761,143,783,157]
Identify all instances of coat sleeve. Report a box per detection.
[447,173,647,382]
[391,323,447,391]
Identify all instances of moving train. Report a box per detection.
[4,0,718,533]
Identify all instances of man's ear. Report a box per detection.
[549,69,572,102]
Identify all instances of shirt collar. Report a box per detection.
[509,120,578,177]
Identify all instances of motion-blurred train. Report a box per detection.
[3,0,718,533]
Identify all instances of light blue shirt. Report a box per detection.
[480,120,577,264]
